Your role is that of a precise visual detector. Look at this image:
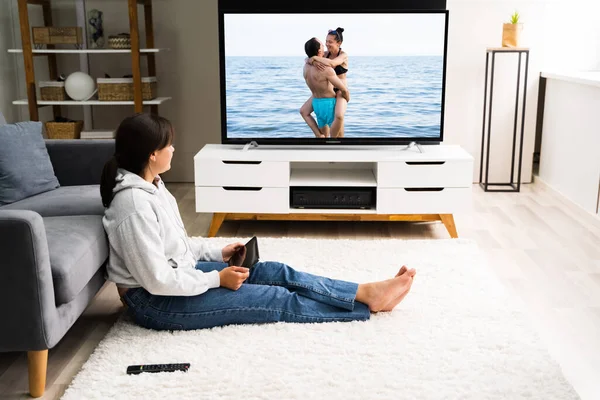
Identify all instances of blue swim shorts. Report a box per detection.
[312,97,337,128]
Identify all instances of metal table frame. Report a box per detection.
[479,48,530,192]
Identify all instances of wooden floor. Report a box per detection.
[1,181,599,399]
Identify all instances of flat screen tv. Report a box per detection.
[218,0,448,145]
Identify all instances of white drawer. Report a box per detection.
[195,159,289,187]
[377,187,472,214]
[377,160,472,188]
[195,187,289,213]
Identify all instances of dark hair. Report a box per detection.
[100,113,174,207]
[304,37,320,57]
[328,27,344,43]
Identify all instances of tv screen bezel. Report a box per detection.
[218,0,449,146]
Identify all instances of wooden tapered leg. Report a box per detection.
[27,350,48,398]
[208,213,227,237]
[17,0,39,121]
[439,214,458,238]
[128,0,143,113]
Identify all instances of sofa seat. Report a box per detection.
[0,185,104,217]
[44,215,108,305]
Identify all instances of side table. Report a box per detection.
[479,47,530,192]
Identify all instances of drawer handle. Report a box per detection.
[405,161,446,165]
[222,160,262,165]
[404,188,445,192]
[222,187,263,191]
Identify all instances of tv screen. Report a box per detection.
[219,1,448,145]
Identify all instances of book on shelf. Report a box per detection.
[80,130,115,139]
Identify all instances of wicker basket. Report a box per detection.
[32,27,83,46]
[97,77,157,101]
[45,121,83,139]
[39,81,67,101]
[108,34,131,49]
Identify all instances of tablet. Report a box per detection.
[228,236,259,268]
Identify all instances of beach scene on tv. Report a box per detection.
[224,13,446,139]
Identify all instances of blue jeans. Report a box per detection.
[123,261,370,330]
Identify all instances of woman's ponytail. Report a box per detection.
[335,27,344,43]
[100,155,119,208]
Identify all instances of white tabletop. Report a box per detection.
[541,71,600,89]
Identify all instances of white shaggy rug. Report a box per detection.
[62,238,579,400]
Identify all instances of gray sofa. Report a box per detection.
[0,139,114,398]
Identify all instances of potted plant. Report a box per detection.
[502,11,523,47]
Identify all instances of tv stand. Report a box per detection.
[194,144,474,238]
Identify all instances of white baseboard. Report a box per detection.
[533,175,600,220]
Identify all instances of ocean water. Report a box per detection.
[226,56,443,138]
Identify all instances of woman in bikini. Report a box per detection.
[300,27,349,138]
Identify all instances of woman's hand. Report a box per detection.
[313,60,327,71]
[219,266,250,290]
[222,242,245,263]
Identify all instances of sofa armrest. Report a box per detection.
[45,139,115,186]
[0,210,55,351]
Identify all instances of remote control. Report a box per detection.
[126,363,190,375]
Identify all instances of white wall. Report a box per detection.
[540,0,600,72]
[3,0,599,182]
[446,0,600,184]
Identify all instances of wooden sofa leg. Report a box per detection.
[27,350,48,398]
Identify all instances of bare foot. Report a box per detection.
[395,265,408,277]
[381,269,416,312]
[366,270,415,312]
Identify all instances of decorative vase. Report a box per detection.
[502,23,523,48]
[87,9,104,48]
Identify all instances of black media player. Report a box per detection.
[290,187,376,209]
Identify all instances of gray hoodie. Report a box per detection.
[102,169,222,296]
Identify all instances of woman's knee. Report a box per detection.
[255,260,288,270]
[300,103,312,117]
[254,261,297,278]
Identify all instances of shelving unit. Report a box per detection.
[11,0,168,122]
[8,48,167,53]
[12,97,171,105]
[289,168,376,187]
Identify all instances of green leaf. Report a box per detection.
[510,10,520,24]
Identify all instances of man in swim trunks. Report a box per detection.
[302,37,350,138]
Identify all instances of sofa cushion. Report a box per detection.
[0,185,104,217]
[0,121,60,205]
[44,215,108,305]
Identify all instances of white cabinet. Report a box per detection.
[377,160,472,188]
[194,159,289,188]
[377,188,472,214]
[539,73,600,215]
[194,144,474,236]
[195,187,289,213]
